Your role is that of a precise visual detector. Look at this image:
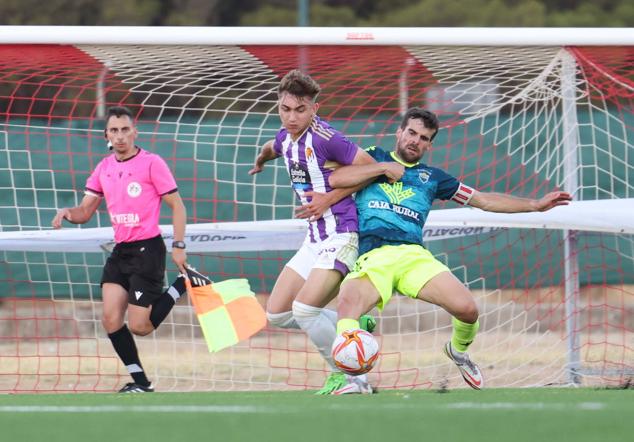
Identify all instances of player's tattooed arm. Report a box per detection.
[249,139,279,175]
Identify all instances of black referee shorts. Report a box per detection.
[101,235,166,307]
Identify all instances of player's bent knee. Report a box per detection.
[336,291,365,318]
[128,322,154,336]
[101,315,123,334]
[265,296,294,317]
[337,292,354,309]
[456,301,479,324]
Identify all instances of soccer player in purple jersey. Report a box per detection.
[249,70,391,394]
[52,106,194,393]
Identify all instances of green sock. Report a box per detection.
[336,318,360,334]
[450,317,479,352]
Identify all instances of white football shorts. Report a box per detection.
[285,232,359,280]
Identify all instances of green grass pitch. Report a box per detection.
[0,388,630,442]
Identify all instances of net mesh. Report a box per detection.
[0,43,632,392]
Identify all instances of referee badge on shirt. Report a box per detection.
[419,169,431,184]
[127,181,142,198]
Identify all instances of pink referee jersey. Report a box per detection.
[85,149,177,243]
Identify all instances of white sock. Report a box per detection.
[266,310,300,329]
[266,309,336,330]
[320,308,338,327]
[292,300,337,369]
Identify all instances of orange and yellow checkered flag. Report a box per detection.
[185,267,266,352]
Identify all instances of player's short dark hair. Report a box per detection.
[105,106,134,125]
[277,69,321,101]
[400,107,439,141]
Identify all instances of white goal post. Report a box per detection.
[0,27,632,392]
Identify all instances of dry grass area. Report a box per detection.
[0,286,632,393]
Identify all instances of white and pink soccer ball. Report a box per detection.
[331,329,379,375]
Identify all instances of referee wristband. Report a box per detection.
[172,241,186,249]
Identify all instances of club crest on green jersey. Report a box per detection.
[419,169,431,184]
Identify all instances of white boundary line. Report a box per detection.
[446,401,606,410]
[0,402,606,413]
[0,405,265,413]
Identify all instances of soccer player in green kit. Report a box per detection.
[326,108,572,389]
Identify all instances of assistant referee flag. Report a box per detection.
[185,267,266,352]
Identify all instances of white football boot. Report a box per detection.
[331,374,374,395]
[443,341,483,389]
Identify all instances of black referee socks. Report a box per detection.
[149,274,187,329]
[108,325,151,387]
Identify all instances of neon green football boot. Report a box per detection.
[315,371,346,395]
[359,314,376,333]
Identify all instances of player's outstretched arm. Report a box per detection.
[162,191,188,274]
[296,148,378,220]
[51,194,101,228]
[248,139,279,175]
[329,161,404,188]
[468,190,572,213]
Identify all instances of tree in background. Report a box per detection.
[361,0,547,27]
[237,0,633,26]
[0,0,631,26]
[0,0,101,25]
[240,1,357,26]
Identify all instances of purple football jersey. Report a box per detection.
[274,116,359,242]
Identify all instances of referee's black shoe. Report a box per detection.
[118,382,155,393]
[186,265,211,287]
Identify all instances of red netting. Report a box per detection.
[0,44,631,392]
[570,46,634,100]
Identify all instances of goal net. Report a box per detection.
[0,28,632,392]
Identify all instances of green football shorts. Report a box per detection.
[343,243,450,310]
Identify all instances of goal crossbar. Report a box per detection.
[0,26,633,46]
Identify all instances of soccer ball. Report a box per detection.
[331,329,379,375]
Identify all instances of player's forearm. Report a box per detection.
[170,200,188,272]
[326,182,367,204]
[472,192,538,213]
[329,163,388,188]
[53,194,100,227]
[171,200,187,242]
[64,206,94,224]
[257,142,279,164]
